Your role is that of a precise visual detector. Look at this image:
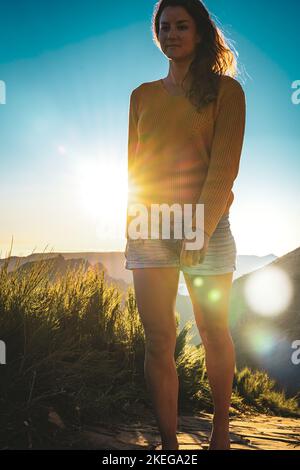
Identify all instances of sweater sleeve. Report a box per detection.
[196,78,246,238]
[125,90,139,238]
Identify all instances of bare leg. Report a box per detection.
[132,267,180,450]
[183,272,235,450]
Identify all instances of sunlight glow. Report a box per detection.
[244,265,293,317]
[244,324,281,356]
[73,157,127,240]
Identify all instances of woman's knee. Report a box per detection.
[198,318,232,347]
[145,329,177,357]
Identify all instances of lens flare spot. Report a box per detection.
[193,276,204,287]
[244,325,281,356]
[244,266,293,317]
[208,289,221,302]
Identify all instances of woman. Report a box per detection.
[124,0,246,450]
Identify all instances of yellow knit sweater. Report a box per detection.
[126,75,246,239]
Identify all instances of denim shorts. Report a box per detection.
[124,212,237,275]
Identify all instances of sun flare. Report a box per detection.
[73,158,127,239]
[244,265,293,317]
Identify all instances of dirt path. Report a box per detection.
[80,412,300,450]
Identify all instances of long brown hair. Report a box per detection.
[152,0,240,112]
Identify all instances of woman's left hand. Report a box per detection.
[179,231,210,266]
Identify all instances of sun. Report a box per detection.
[74,158,128,234]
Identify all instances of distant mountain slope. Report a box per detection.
[0,251,277,286]
[0,251,134,285]
[230,246,300,396]
[11,254,129,293]
[234,254,277,280]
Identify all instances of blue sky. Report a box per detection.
[0,0,299,257]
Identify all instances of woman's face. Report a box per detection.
[158,6,201,61]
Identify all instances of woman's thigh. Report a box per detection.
[183,272,234,332]
[132,267,180,349]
